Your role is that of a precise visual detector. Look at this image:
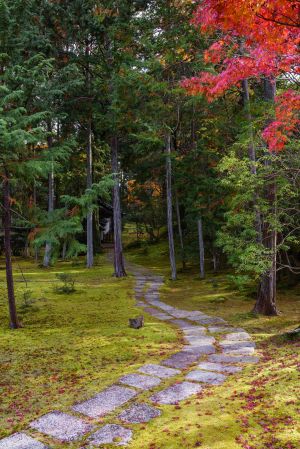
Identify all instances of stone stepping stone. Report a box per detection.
[154,303,175,312]
[169,309,196,319]
[29,411,93,442]
[162,351,199,369]
[222,346,255,355]
[151,381,202,405]
[197,361,242,374]
[220,341,255,350]
[224,332,251,341]
[194,317,227,325]
[72,385,138,418]
[183,326,207,335]
[208,354,259,364]
[185,335,215,345]
[0,433,49,449]
[136,301,147,307]
[208,326,234,333]
[186,369,227,385]
[182,345,213,356]
[119,374,161,390]
[88,424,132,446]
[118,403,161,423]
[138,364,181,379]
[171,319,196,329]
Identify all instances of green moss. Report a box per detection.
[125,241,300,449]
[0,255,177,446]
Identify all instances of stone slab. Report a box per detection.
[208,326,234,333]
[89,424,132,446]
[194,317,227,325]
[197,361,242,374]
[138,364,181,378]
[224,332,251,340]
[186,369,227,385]
[162,351,199,369]
[208,354,259,364]
[171,319,196,329]
[118,403,161,423]
[0,433,49,449]
[182,326,207,336]
[220,341,255,349]
[222,346,255,355]
[185,335,215,345]
[119,374,161,390]
[151,381,202,405]
[29,411,93,442]
[72,385,138,418]
[170,310,196,319]
[184,344,216,354]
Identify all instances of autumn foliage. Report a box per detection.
[182,0,300,151]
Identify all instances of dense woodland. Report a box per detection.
[0,0,299,330]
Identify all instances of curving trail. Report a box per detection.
[0,263,259,449]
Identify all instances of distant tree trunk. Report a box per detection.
[43,123,54,267]
[241,78,262,243]
[86,43,93,268]
[111,135,126,277]
[86,117,94,268]
[212,250,218,272]
[62,241,67,260]
[253,78,278,316]
[175,192,186,270]
[166,134,177,280]
[197,217,205,279]
[2,175,20,329]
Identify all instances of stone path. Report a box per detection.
[1,264,259,448]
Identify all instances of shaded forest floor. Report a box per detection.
[0,245,299,448]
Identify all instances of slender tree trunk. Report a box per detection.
[2,176,20,329]
[175,192,186,270]
[86,118,94,268]
[166,134,177,280]
[197,217,205,279]
[62,241,67,260]
[111,135,126,277]
[43,124,54,267]
[212,250,218,272]
[241,79,262,243]
[253,78,278,316]
[86,44,94,268]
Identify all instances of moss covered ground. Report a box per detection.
[0,243,299,449]
[126,241,300,449]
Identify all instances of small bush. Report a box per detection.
[54,273,76,294]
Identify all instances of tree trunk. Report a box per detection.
[86,117,94,268]
[212,250,218,272]
[253,77,278,316]
[197,217,205,279]
[86,44,94,268]
[2,176,20,329]
[111,135,126,277]
[175,192,186,270]
[166,134,177,280]
[43,123,54,267]
[62,241,67,260]
[241,78,262,243]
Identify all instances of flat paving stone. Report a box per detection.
[183,326,207,336]
[151,381,202,405]
[119,373,161,390]
[89,424,132,446]
[170,309,196,319]
[208,354,259,364]
[185,344,216,354]
[29,411,93,442]
[220,341,255,350]
[185,335,215,345]
[194,317,227,325]
[118,403,161,423]
[186,369,227,385]
[138,364,181,379]
[162,351,199,369]
[72,385,138,418]
[224,332,251,340]
[208,326,234,333]
[0,433,49,449]
[222,346,255,355]
[197,361,242,374]
[171,319,196,329]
